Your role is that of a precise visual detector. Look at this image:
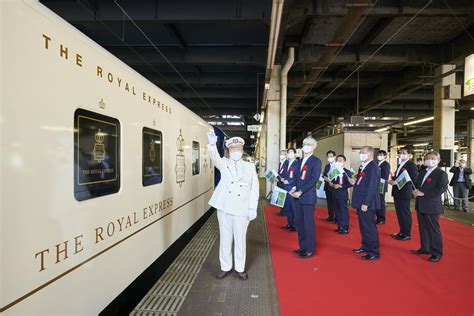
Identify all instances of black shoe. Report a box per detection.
[323,217,335,222]
[334,228,341,232]
[338,229,349,235]
[216,270,231,279]
[287,227,296,232]
[280,225,290,230]
[292,249,304,255]
[352,248,366,254]
[411,249,430,255]
[298,252,314,259]
[391,233,402,238]
[276,211,285,217]
[375,219,385,225]
[236,271,248,280]
[394,235,411,241]
[429,255,442,262]
[362,254,380,261]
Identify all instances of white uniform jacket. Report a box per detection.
[208,145,259,216]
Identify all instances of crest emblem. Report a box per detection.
[93,129,106,163]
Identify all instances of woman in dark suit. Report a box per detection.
[412,151,448,262]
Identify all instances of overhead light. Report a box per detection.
[403,116,434,126]
[264,83,270,90]
[471,107,474,110]
[413,143,429,147]
[374,127,389,132]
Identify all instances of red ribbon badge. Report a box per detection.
[359,171,366,177]
[301,165,308,180]
[425,178,432,183]
[289,166,294,178]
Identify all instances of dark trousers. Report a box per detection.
[334,198,349,230]
[326,189,336,220]
[375,193,386,221]
[417,212,443,256]
[283,195,296,227]
[453,183,469,211]
[394,198,412,237]
[357,208,380,257]
[295,201,316,253]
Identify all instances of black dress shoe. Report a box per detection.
[292,249,304,255]
[216,270,231,279]
[276,211,285,216]
[411,249,430,255]
[391,233,402,238]
[394,235,411,241]
[280,225,290,230]
[338,229,349,235]
[334,228,341,232]
[352,248,366,254]
[298,252,314,259]
[323,217,335,222]
[362,254,380,261]
[287,227,296,232]
[236,271,248,280]
[375,220,385,225]
[429,255,442,262]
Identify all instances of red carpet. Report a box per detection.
[265,205,474,316]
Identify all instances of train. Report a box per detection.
[0,1,226,314]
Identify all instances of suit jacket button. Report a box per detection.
[231,182,234,184]
[238,194,241,196]
[240,185,243,187]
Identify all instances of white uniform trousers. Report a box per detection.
[217,210,250,273]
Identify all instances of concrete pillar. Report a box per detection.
[258,124,267,177]
[433,65,456,154]
[468,119,474,168]
[265,66,281,194]
[387,132,398,203]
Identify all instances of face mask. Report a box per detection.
[230,152,242,161]
[359,153,368,162]
[302,145,312,153]
[280,155,286,161]
[327,157,335,163]
[288,152,295,159]
[425,159,438,168]
[335,161,344,168]
[400,154,409,161]
[377,155,385,161]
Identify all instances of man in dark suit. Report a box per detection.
[350,146,381,260]
[322,150,337,223]
[375,150,390,224]
[331,155,353,234]
[412,151,449,262]
[276,150,288,216]
[389,146,418,240]
[280,148,298,231]
[449,159,471,212]
[289,136,322,259]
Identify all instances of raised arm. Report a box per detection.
[207,132,225,171]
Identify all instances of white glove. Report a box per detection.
[207,131,218,145]
[248,208,257,221]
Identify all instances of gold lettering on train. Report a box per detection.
[34,249,50,272]
[55,241,69,264]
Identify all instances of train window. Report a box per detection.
[74,108,121,201]
[142,127,163,186]
[192,141,200,175]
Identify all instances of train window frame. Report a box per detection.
[74,108,121,201]
[142,127,163,186]
[192,141,200,176]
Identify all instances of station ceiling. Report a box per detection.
[41,0,474,151]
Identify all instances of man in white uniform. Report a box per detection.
[207,131,259,280]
